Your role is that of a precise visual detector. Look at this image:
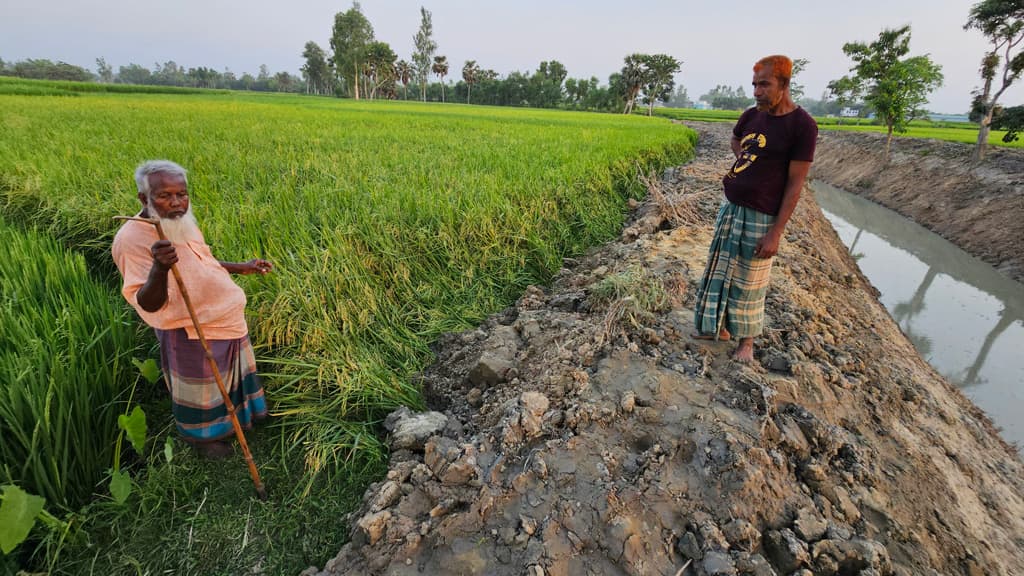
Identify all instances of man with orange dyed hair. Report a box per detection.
[693,55,817,362]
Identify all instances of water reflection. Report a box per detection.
[811,180,1024,451]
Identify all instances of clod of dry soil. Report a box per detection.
[305,122,1024,576]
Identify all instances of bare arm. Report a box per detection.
[136,240,176,312]
[731,136,742,158]
[754,160,812,259]
[220,259,273,275]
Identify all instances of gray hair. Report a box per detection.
[135,160,187,199]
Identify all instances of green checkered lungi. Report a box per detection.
[694,201,776,339]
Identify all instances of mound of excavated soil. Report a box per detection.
[810,129,1024,284]
[305,122,1024,576]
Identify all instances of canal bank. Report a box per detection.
[814,179,1024,452]
[311,121,1024,576]
[810,129,1024,284]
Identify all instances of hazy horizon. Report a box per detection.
[3,0,1022,114]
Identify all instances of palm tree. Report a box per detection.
[621,54,646,114]
[395,60,412,100]
[462,60,480,104]
[432,55,449,102]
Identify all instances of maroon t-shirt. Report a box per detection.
[723,106,817,216]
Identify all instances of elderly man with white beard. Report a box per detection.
[112,160,272,459]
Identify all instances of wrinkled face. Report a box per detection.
[753,66,786,111]
[140,172,189,219]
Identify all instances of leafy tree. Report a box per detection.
[117,63,152,85]
[617,53,680,114]
[801,90,850,116]
[239,72,256,91]
[530,60,567,108]
[462,60,480,104]
[829,26,944,155]
[432,55,449,102]
[412,6,437,101]
[700,85,753,110]
[564,76,598,108]
[964,0,1024,160]
[991,104,1024,141]
[10,59,91,81]
[186,66,220,88]
[791,58,809,101]
[302,41,332,95]
[331,2,375,99]
[274,71,295,92]
[639,54,681,115]
[152,61,185,85]
[620,54,645,113]
[364,41,397,99]
[95,57,113,83]
[395,60,413,99]
[665,84,692,108]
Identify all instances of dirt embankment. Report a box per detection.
[810,129,1024,284]
[305,122,1024,576]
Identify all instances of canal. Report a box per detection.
[811,180,1024,452]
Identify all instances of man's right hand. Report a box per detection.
[151,240,178,271]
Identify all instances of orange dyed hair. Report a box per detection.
[753,55,793,85]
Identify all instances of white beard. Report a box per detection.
[148,201,202,244]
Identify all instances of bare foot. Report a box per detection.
[732,338,755,363]
[691,327,732,341]
[192,440,234,460]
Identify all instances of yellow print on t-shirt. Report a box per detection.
[728,133,767,177]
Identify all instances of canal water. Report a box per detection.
[811,180,1024,452]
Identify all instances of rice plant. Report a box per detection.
[0,92,695,478]
[0,75,224,95]
[0,217,144,510]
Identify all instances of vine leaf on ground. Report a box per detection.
[0,485,46,554]
[132,357,161,385]
[118,406,147,455]
[109,470,132,505]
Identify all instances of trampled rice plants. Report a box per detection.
[0,92,696,478]
[0,217,144,510]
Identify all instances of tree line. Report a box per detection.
[0,57,305,93]
[306,3,681,114]
[820,0,1021,159]
[2,0,1019,157]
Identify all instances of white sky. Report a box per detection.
[2,0,1021,114]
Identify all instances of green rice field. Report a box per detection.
[0,89,695,573]
[653,107,1023,147]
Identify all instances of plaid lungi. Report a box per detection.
[156,328,268,442]
[694,201,776,339]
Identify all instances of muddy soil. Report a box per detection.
[810,129,1024,284]
[306,122,1024,576]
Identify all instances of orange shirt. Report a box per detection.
[111,219,248,340]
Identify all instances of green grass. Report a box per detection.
[1,91,695,573]
[27,418,384,576]
[816,122,1023,146]
[652,106,1022,147]
[0,75,227,95]
[652,108,741,123]
[0,217,145,509]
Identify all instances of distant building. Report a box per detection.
[840,107,860,118]
[693,100,711,110]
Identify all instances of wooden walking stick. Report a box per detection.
[114,215,268,500]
